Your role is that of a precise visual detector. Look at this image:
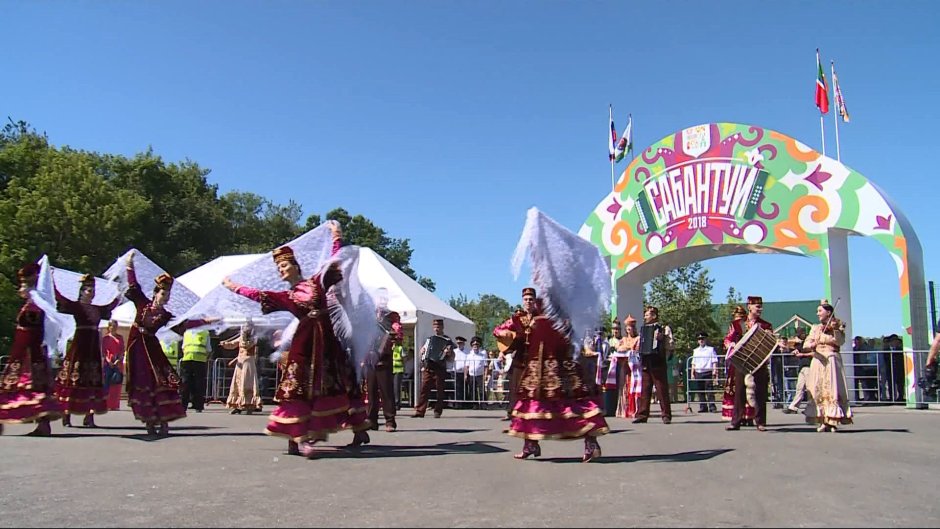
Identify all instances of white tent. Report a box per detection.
[109,254,264,326]
[356,246,475,342]
[355,247,475,402]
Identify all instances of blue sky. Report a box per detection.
[4,2,938,338]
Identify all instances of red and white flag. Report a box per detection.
[816,49,830,114]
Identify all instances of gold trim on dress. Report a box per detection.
[507,423,611,441]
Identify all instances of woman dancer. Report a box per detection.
[101,320,125,411]
[803,300,853,432]
[221,323,262,415]
[495,287,610,462]
[614,314,642,418]
[0,263,63,436]
[54,273,119,427]
[124,251,216,437]
[223,223,370,457]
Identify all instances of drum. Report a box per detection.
[727,325,777,374]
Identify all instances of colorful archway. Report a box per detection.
[579,123,929,406]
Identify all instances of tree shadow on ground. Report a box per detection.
[543,448,734,464]
[304,441,509,459]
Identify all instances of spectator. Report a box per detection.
[852,336,877,402]
[464,337,487,407]
[451,336,468,407]
[689,332,718,413]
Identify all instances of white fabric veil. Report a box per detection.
[31,256,70,357]
[321,245,381,381]
[102,249,202,342]
[510,207,612,359]
[176,222,338,332]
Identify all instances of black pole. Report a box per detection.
[930,280,937,336]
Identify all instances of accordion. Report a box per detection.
[638,323,662,357]
[424,335,452,366]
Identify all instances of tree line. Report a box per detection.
[0,120,435,349]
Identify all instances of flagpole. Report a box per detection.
[610,158,615,193]
[819,114,826,157]
[831,61,842,161]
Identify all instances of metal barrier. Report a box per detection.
[204,357,279,406]
[684,349,939,410]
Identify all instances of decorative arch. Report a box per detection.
[579,123,929,406]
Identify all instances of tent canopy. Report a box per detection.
[356,248,474,348]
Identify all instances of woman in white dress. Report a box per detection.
[221,324,262,415]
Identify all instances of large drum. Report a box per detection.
[727,325,777,374]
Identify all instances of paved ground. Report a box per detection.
[2,404,939,527]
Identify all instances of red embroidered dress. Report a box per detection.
[495,311,609,441]
[124,269,204,424]
[0,299,63,423]
[53,291,117,415]
[234,274,369,442]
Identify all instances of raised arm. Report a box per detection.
[223,276,293,314]
[124,257,150,308]
[54,288,80,315]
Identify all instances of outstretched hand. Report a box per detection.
[222,276,236,291]
[126,250,136,268]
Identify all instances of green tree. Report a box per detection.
[0,119,49,192]
[448,293,513,350]
[221,191,303,254]
[102,151,230,274]
[645,263,721,361]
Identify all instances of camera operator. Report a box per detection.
[922,326,940,395]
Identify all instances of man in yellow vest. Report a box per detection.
[180,328,212,412]
[391,342,405,410]
[161,339,181,370]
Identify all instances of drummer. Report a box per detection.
[724,295,774,432]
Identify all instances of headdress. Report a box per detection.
[732,305,746,317]
[17,263,40,283]
[432,318,444,326]
[624,314,637,325]
[79,273,95,286]
[273,245,297,266]
[747,295,763,305]
[154,273,174,290]
[522,287,536,297]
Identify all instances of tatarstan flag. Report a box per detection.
[816,49,830,114]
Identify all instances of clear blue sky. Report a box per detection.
[4,2,938,338]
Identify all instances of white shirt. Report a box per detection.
[450,346,466,373]
[464,348,487,377]
[691,345,718,372]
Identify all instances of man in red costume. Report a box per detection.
[725,295,774,432]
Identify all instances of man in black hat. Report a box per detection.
[452,336,468,407]
[689,331,718,413]
[464,336,488,407]
[413,319,455,418]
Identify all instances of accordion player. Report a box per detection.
[638,323,664,357]
[422,334,454,369]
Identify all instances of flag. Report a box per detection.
[832,62,850,123]
[608,105,617,161]
[614,114,633,162]
[816,49,829,114]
